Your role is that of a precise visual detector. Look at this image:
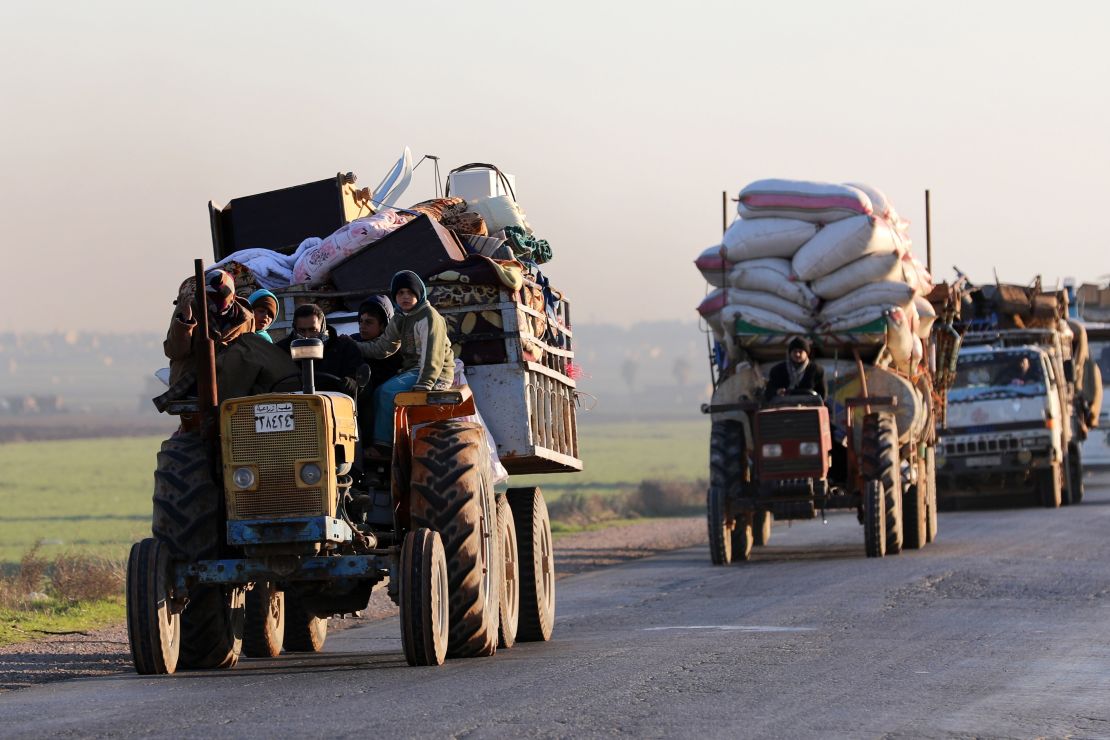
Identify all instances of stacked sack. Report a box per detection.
[696,179,936,367]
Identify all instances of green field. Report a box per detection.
[0,419,711,566]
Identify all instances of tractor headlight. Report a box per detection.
[299,462,323,485]
[799,442,820,456]
[762,443,783,458]
[232,466,256,489]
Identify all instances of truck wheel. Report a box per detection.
[752,510,773,546]
[707,486,732,565]
[243,582,284,658]
[283,592,328,652]
[411,421,500,658]
[400,528,449,667]
[903,458,927,551]
[1065,443,1084,505]
[507,486,556,643]
[496,496,520,649]
[127,538,180,675]
[152,433,243,670]
[861,413,903,555]
[925,447,939,543]
[863,480,887,558]
[731,512,754,561]
[1037,464,1063,508]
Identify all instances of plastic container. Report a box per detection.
[446,169,517,203]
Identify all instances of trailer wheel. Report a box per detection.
[1065,443,1084,505]
[861,413,903,555]
[283,592,328,652]
[903,456,927,550]
[411,421,500,658]
[1037,463,1062,508]
[496,496,520,649]
[127,538,180,675]
[731,512,754,561]
[863,480,887,558]
[243,582,284,658]
[752,510,773,546]
[707,486,732,565]
[400,528,449,667]
[507,486,555,642]
[151,433,243,670]
[925,446,939,543]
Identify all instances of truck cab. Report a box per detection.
[1080,324,1110,472]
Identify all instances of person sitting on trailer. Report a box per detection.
[349,296,405,441]
[356,270,455,456]
[763,336,827,402]
[247,289,279,343]
[275,303,365,399]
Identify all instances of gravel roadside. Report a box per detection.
[0,516,704,693]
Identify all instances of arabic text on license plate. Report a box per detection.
[254,403,294,433]
[965,455,1001,468]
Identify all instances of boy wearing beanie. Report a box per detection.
[357,270,455,447]
[247,289,279,343]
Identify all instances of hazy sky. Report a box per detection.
[1,0,1107,333]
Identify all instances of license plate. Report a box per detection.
[965,455,1001,468]
[254,403,294,433]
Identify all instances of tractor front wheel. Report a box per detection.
[496,496,520,649]
[126,538,180,675]
[400,528,449,667]
[243,582,284,658]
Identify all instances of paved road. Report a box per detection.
[4,483,1110,739]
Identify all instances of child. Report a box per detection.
[358,270,455,447]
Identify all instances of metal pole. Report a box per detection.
[193,259,219,449]
[925,189,933,274]
[722,191,728,234]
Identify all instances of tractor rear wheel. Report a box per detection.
[707,486,732,565]
[283,592,328,652]
[925,446,938,543]
[400,528,449,667]
[243,582,284,658]
[863,480,887,558]
[496,496,520,649]
[411,421,500,658]
[861,413,903,555]
[127,538,180,675]
[151,433,243,669]
[507,486,555,643]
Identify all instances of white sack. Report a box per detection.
[818,306,889,332]
[914,294,937,338]
[694,245,729,287]
[721,217,818,260]
[820,281,916,321]
[738,179,873,224]
[729,258,820,309]
[721,304,810,335]
[845,182,897,222]
[792,215,899,282]
[886,309,915,367]
[467,195,531,234]
[810,251,902,300]
[698,287,814,326]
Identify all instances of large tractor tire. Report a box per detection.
[507,486,555,643]
[410,421,500,658]
[925,446,939,543]
[151,433,243,670]
[496,496,520,649]
[903,455,928,551]
[863,480,887,558]
[752,510,773,547]
[861,412,903,555]
[127,538,180,675]
[730,511,754,562]
[243,582,284,658]
[1038,463,1063,508]
[283,593,328,652]
[707,486,732,566]
[1065,443,1084,505]
[400,528,449,667]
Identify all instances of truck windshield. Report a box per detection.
[950,351,1046,402]
[1091,341,1110,379]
